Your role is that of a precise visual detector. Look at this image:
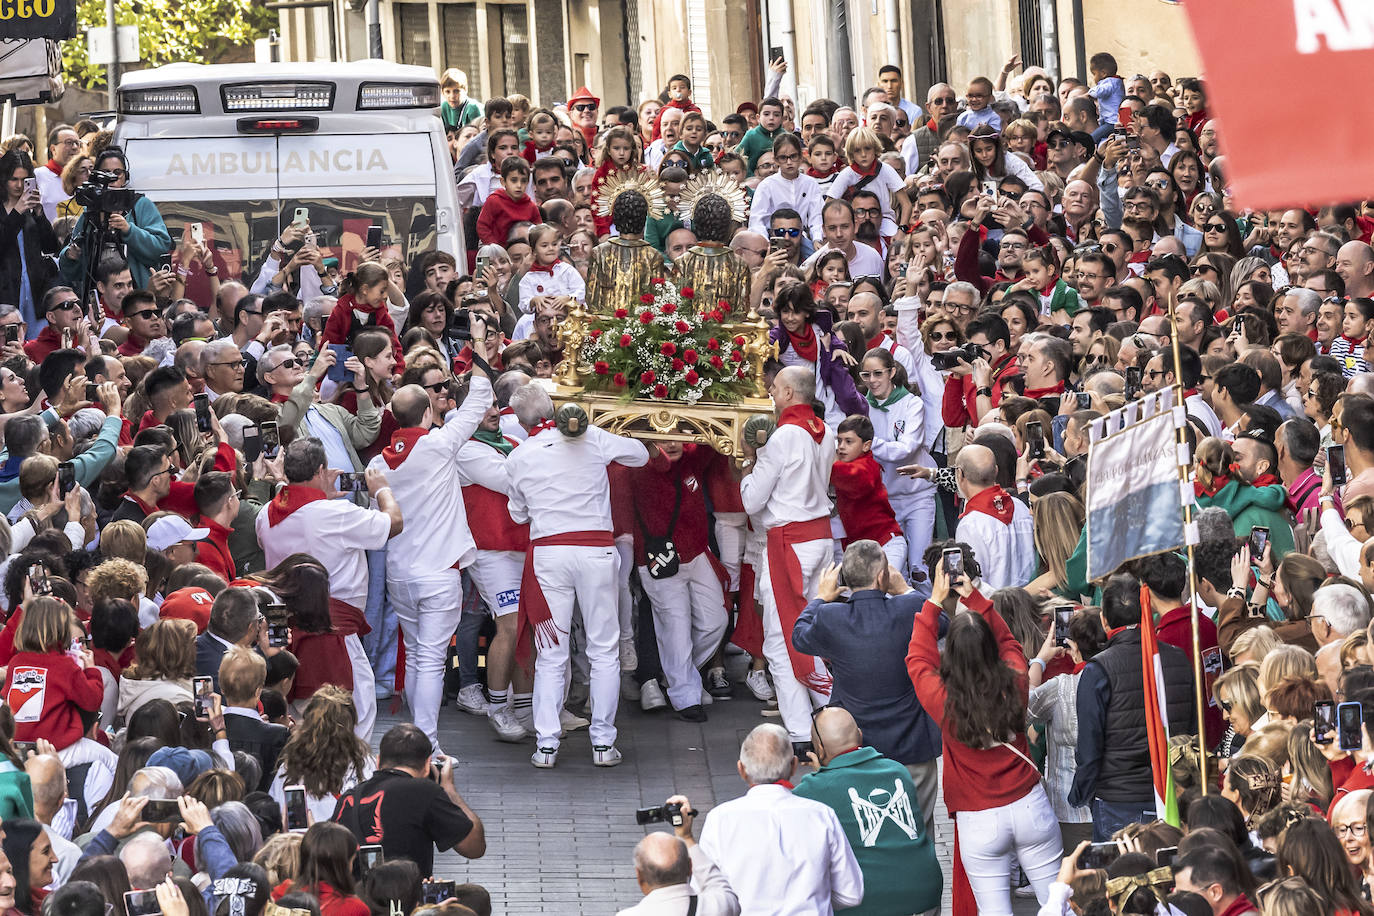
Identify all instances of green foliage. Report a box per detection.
[62,0,275,90]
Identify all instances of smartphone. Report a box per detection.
[192,675,213,719]
[1054,605,1074,649]
[359,844,384,872]
[769,238,787,253]
[141,799,183,823]
[942,547,964,581]
[1080,841,1122,870]
[769,46,784,65]
[4,325,19,345]
[366,225,382,250]
[475,255,488,279]
[337,471,368,494]
[1315,699,1336,745]
[1027,420,1045,460]
[12,741,36,758]
[1118,105,1133,128]
[124,890,161,916]
[1156,846,1179,869]
[85,380,98,402]
[1338,700,1364,751]
[1125,366,1142,398]
[1330,445,1347,487]
[327,344,353,383]
[284,785,309,831]
[22,177,36,197]
[260,421,280,459]
[28,567,50,597]
[189,222,205,245]
[292,207,309,227]
[242,425,261,463]
[193,393,212,434]
[420,881,455,905]
[1249,526,1270,559]
[1126,134,1141,152]
[1075,391,1091,410]
[57,461,76,498]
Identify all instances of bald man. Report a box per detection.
[1337,241,1374,299]
[793,707,942,916]
[620,797,739,916]
[367,345,494,754]
[740,367,837,752]
[26,754,80,885]
[954,444,1035,589]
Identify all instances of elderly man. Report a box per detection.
[955,444,1035,589]
[728,230,769,272]
[257,344,305,403]
[1062,179,1098,240]
[278,347,381,474]
[1336,241,1374,299]
[1275,287,1320,338]
[619,799,738,916]
[699,724,862,914]
[200,339,245,401]
[35,124,81,220]
[567,86,600,147]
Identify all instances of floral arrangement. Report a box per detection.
[578,277,749,404]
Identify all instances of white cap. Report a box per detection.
[146,516,211,552]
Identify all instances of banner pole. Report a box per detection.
[1166,294,1208,796]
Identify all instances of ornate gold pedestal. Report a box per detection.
[548,387,774,459]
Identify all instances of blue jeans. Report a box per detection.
[455,571,486,689]
[363,548,398,693]
[1091,797,1156,841]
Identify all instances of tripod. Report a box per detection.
[75,207,120,325]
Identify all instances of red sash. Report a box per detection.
[328,597,371,637]
[516,531,616,667]
[764,516,833,693]
[731,562,763,656]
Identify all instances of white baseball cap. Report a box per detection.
[146,516,211,552]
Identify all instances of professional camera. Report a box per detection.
[446,304,475,345]
[72,170,136,213]
[931,342,988,371]
[635,802,686,827]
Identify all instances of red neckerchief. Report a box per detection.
[1071,661,1087,674]
[807,164,842,179]
[529,419,557,436]
[1251,473,1281,488]
[925,117,937,131]
[1307,327,1320,343]
[1107,623,1137,639]
[777,404,825,443]
[1195,473,1231,498]
[1038,280,1058,297]
[380,427,428,470]
[266,484,328,526]
[121,492,156,515]
[270,392,290,404]
[45,159,60,174]
[1023,380,1066,398]
[1128,249,1151,264]
[499,407,514,416]
[786,324,819,362]
[866,330,890,351]
[848,159,879,178]
[1339,333,1367,348]
[959,484,1016,523]
[527,259,560,274]
[1183,388,1199,398]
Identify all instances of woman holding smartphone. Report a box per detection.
[0,150,59,335]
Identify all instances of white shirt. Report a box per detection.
[366,377,493,576]
[645,139,669,171]
[699,783,864,916]
[1185,393,1223,439]
[740,420,836,529]
[270,759,374,826]
[256,495,392,609]
[803,242,884,279]
[868,389,935,503]
[35,165,67,223]
[825,162,906,236]
[506,425,649,539]
[457,162,500,208]
[517,261,586,314]
[499,411,527,442]
[749,173,825,240]
[305,406,355,471]
[615,845,740,916]
[893,294,953,452]
[956,491,1036,590]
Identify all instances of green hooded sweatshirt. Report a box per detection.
[1195,478,1295,559]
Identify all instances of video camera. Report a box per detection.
[931,342,988,371]
[73,169,136,214]
[635,802,688,827]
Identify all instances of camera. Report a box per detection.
[446,306,476,346]
[931,343,987,371]
[635,802,686,827]
[73,169,136,213]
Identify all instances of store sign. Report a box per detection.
[0,0,77,40]
[1180,0,1374,207]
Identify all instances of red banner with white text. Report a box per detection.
[1180,0,1374,208]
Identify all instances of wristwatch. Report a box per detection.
[976,386,993,398]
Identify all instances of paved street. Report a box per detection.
[374,654,1041,915]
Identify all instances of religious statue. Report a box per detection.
[584,170,668,315]
[671,171,752,315]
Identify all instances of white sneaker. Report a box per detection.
[488,708,527,742]
[745,669,775,702]
[700,688,714,707]
[559,708,590,736]
[621,673,642,702]
[592,744,623,767]
[531,746,558,768]
[640,678,667,711]
[455,684,487,715]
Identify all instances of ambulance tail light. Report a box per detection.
[356,82,439,110]
[236,117,320,134]
[119,86,200,114]
[223,82,335,112]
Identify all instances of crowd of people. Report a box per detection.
[1,40,1374,916]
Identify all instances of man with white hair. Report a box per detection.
[1311,583,1370,647]
[506,383,649,769]
[699,724,863,915]
[954,444,1035,589]
[199,339,245,401]
[740,367,837,752]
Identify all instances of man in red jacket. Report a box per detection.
[941,313,1020,429]
[25,287,89,363]
[191,472,241,582]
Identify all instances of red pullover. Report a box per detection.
[628,445,714,567]
[476,188,541,248]
[830,454,903,546]
[322,294,404,366]
[4,649,104,749]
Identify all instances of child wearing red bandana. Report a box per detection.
[517,225,586,314]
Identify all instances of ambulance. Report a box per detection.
[113,60,461,281]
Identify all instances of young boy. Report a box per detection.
[805,134,842,194]
[955,77,1001,131]
[477,157,540,247]
[673,112,714,171]
[440,68,482,130]
[1088,52,1126,127]
[737,97,786,174]
[653,73,702,140]
[831,415,907,573]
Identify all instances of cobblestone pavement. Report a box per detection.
[374,654,1041,915]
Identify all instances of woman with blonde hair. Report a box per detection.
[1284,722,1333,810]
[1214,663,1263,757]
[254,833,303,887]
[56,154,93,220]
[1030,492,1085,597]
[116,618,197,723]
[1256,644,1316,700]
[99,519,147,564]
[1231,625,1282,665]
[270,686,374,824]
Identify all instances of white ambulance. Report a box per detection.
[113,60,461,282]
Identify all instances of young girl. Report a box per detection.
[1192,437,1295,558]
[859,348,935,575]
[517,224,586,314]
[826,127,907,237]
[967,124,1044,194]
[808,250,849,299]
[1331,297,1373,377]
[1015,246,1084,324]
[589,125,645,238]
[320,262,405,366]
[749,133,824,240]
[767,281,867,425]
[3,596,112,775]
[522,109,559,163]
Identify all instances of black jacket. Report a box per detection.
[223,710,288,792]
[0,204,58,310]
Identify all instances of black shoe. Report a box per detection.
[675,704,707,722]
[792,740,815,759]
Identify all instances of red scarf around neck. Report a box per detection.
[807,164,842,179]
[527,259,560,274]
[266,484,328,526]
[867,330,891,352]
[1195,474,1231,498]
[786,324,819,362]
[1251,473,1281,488]
[959,484,1016,523]
[529,419,557,436]
[1023,380,1066,399]
[380,427,428,469]
[777,404,825,443]
[849,159,879,178]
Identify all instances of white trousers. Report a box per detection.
[345,633,376,742]
[758,535,833,741]
[881,535,909,576]
[57,737,116,813]
[468,550,522,617]
[532,544,621,749]
[714,513,748,591]
[955,783,1064,916]
[638,553,729,709]
[892,494,936,577]
[391,567,463,751]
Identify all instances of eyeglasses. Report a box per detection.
[128,309,160,321]
[771,228,801,238]
[929,330,958,341]
[1102,243,1120,254]
[51,299,81,311]
[269,358,299,372]
[857,369,891,379]
[775,153,801,163]
[1219,698,1232,712]
[424,381,449,393]
[1145,179,1171,190]
[572,103,597,113]
[999,239,1028,251]
[854,207,881,218]
[1047,140,1071,150]
[1191,265,1217,277]
[151,466,173,479]
[895,119,909,128]
[209,359,247,370]
[930,96,957,106]
[1338,822,1369,838]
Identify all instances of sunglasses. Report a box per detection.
[771,227,801,238]
[128,309,160,321]
[52,299,81,312]
[929,330,958,341]
[424,381,449,393]
[1204,222,1227,232]
[270,358,299,372]
[572,103,597,113]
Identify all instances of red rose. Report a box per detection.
[710,355,724,368]
[653,384,668,398]
[640,293,654,304]
[613,372,627,386]
[639,311,654,324]
[661,302,677,315]
[736,367,746,378]
[708,310,724,322]
[641,370,656,385]
[730,349,744,362]
[589,328,603,339]
[594,361,609,375]
[672,358,684,371]
[683,348,699,364]
[681,287,695,298]
[619,334,633,347]
[675,320,690,333]
[652,277,664,285]
[660,341,677,356]
[733,335,746,346]
[685,370,700,385]
[722,302,732,314]
[614,308,628,318]
[717,299,729,310]
[707,338,720,350]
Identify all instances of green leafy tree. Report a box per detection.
[63,0,275,89]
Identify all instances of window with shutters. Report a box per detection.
[498,4,531,98]
[441,3,483,100]
[685,0,711,120]
[392,2,433,68]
